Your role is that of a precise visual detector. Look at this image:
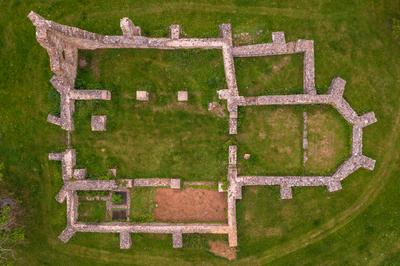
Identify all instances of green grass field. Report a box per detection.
[130,188,156,222]
[1,0,400,265]
[78,201,109,223]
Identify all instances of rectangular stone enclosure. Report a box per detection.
[29,11,377,250]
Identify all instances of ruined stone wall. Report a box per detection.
[34,11,377,250]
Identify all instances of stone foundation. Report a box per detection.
[32,12,377,250]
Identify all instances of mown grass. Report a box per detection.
[78,201,109,223]
[237,105,303,175]
[237,105,350,176]
[73,49,229,181]
[306,106,351,175]
[130,187,156,222]
[235,54,304,96]
[0,0,399,265]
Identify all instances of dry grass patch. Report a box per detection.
[208,240,237,261]
[306,107,350,174]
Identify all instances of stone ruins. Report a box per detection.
[29,11,377,249]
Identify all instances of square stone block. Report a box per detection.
[136,91,149,101]
[91,115,107,131]
[170,179,181,189]
[272,31,286,44]
[177,91,188,102]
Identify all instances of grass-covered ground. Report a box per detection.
[78,201,109,223]
[130,187,156,222]
[237,105,350,176]
[1,0,400,265]
[73,49,229,181]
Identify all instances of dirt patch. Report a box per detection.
[90,53,101,79]
[208,240,236,260]
[233,32,252,45]
[78,58,87,68]
[155,188,227,222]
[208,102,226,117]
[0,197,22,230]
[272,56,290,73]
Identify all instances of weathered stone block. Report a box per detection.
[136,91,149,101]
[177,91,188,101]
[73,168,87,179]
[170,179,181,189]
[170,25,181,39]
[272,32,285,44]
[91,115,107,131]
[172,232,183,248]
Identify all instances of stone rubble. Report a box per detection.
[73,168,87,179]
[32,12,377,250]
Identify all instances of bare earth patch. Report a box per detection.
[208,240,237,260]
[155,188,227,222]
[208,102,226,117]
[272,55,290,73]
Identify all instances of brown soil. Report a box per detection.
[90,52,101,79]
[208,240,237,260]
[154,188,227,222]
[78,58,87,68]
[208,102,226,117]
[272,56,290,73]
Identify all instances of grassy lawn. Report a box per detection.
[306,106,351,175]
[0,0,399,265]
[237,105,350,176]
[130,187,156,223]
[78,201,109,223]
[237,105,303,175]
[235,54,304,96]
[73,49,229,181]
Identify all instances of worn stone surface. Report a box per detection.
[170,25,181,40]
[177,91,188,101]
[91,115,107,131]
[170,178,181,189]
[136,90,149,101]
[172,232,183,248]
[49,149,76,181]
[120,17,141,38]
[303,112,308,165]
[120,231,132,249]
[73,168,86,179]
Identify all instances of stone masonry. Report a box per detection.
[91,115,107,131]
[30,12,377,250]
